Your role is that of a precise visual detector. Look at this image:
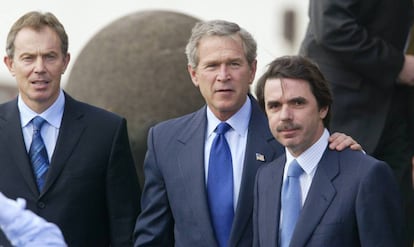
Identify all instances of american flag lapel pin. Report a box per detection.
[256,153,265,162]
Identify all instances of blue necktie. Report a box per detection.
[280,159,304,247]
[207,122,234,247]
[29,116,49,192]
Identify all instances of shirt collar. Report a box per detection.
[285,128,329,175]
[18,89,65,128]
[206,96,251,137]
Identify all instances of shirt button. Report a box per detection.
[37,201,46,209]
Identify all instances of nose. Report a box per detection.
[33,57,46,73]
[280,104,292,120]
[216,64,230,82]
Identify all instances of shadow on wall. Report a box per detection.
[65,10,206,187]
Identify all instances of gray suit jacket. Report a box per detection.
[0,92,141,246]
[134,96,284,246]
[253,148,403,247]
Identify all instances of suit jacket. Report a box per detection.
[300,0,413,155]
[253,148,403,247]
[134,96,284,247]
[0,92,141,246]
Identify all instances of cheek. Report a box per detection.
[267,113,278,129]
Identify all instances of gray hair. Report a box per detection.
[185,20,257,68]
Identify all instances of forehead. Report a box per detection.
[14,26,61,53]
[197,35,245,61]
[264,77,313,99]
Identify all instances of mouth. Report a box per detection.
[31,78,50,84]
[31,79,49,84]
[215,88,233,93]
[31,80,50,90]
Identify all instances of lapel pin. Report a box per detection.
[256,153,265,162]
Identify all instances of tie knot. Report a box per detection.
[287,160,303,178]
[215,122,231,135]
[32,116,46,131]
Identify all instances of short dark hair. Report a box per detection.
[255,55,332,127]
[6,11,68,58]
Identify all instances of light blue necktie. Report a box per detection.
[280,159,304,247]
[29,116,49,192]
[207,122,234,247]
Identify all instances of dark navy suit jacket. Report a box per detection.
[0,92,141,246]
[135,96,284,246]
[253,148,403,247]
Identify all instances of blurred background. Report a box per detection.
[0,0,309,94]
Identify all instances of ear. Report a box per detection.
[319,105,329,119]
[61,53,71,74]
[187,64,199,87]
[248,59,257,85]
[4,56,16,77]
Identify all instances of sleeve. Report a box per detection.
[355,161,404,246]
[133,127,174,247]
[0,193,67,247]
[309,0,405,86]
[106,118,141,246]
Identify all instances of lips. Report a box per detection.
[216,88,233,92]
[30,80,50,90]
[31,80,49,84]
[30,79,50,87]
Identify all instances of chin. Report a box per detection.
[282,140,299,149]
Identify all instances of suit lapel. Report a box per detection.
[176,107,217,246]
[42,94,86,194]
[261,157,285,247]
[0,99,39,196]
[290,149,338,246]
[229,97,283,246]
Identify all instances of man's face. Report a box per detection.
[4,26,70,113]
[264,78,328,157]
[188,35,256,121]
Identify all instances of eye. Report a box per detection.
[291,98,306,107]
[266,102,281,110]
[44,54,57,61]
[203,63,218,70]
[21,55,34,62]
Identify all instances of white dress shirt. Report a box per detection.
[279,129,329,236]
[205,96,251,210]
[19,90,65,161]
[283,129,330,206]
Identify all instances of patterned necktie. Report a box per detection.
[29,116,49,192]
[280,159,304,247]
[207,122,234,247]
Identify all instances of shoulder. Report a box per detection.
[331,148,394,179]
[151,107,205,134]
[337,148,385,167]
[0,98,18,118]
[64,93,124,123]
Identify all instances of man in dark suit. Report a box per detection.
[1,11,141,246]
[253,55,403,247]
[134,20,360,247]
[299,1,414,244]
